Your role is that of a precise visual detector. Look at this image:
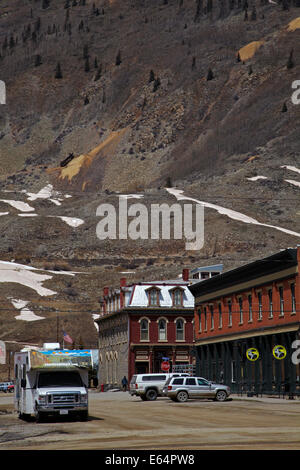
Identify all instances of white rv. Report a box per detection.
[14,346,89,422]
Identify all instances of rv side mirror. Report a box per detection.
[21,379,26,388]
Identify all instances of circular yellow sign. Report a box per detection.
[272,345,287,360]
[246,348,259,361]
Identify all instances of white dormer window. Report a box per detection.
[147,287,160,307]
[170,287,184,307]
[173,288,182,306]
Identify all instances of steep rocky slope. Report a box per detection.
[0,0,299,377]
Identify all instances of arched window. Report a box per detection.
[140,318,149,341]
[176,318,185,341]
[158,318,167,341]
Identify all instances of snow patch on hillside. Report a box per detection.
[285,179,300,188]
[0,261,56,296]
[166,188,300,238]
[281,165,300,175]
[10,298,45,322]
[246,176,268,181]
[0,199,35,212]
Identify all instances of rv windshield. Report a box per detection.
[37,371,83,388]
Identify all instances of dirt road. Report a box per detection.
[1,391,300,450]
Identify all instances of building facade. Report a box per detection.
[96,270,196,388]
[189,248,300,396]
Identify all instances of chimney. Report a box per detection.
[182,269,189,282]
[120,277,127,288]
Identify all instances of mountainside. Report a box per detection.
[0,0,299,378]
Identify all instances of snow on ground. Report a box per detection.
[10,298,45,322]
[166,188,300,238]
[0,260,56,296]
[281,165,300,175]
[285,179,300,188]
[18,213,38,217]
[0,199,35,212]
[48,215,84,227]
[119,194,144,199]
[24,184,71,206]
[92,314,100,331]
[0,212,9,216]
[246,176,268,181]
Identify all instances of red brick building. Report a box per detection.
[189,248,300,396]
[96,270,196,387]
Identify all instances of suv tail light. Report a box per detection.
[168,386,172,390]
[135,384,138,389]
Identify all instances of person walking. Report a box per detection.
[122,376,128,392]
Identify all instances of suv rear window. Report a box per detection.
[172,378,184,385]
[130,375,137,384]
[186,378,196,385]
[142,375,167,381]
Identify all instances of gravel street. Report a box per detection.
[0,391,300,450]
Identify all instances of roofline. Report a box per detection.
[188,248,298,297]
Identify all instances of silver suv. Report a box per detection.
[130,373,189,401]
[163,376,230,402]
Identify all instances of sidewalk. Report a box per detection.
[231,393,300,403]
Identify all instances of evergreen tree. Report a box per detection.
[206,68,214,80]
[115,50,122,66]
[94,64,102,81]
[287,49,294,69]
[149,70,155,83]
[153,77,161,92]
[34,54,42,66]
[83,44,89,59]
[84,57,90,72]
[55,62,63,79]
[42,0,50,9]
[251,6,256,20]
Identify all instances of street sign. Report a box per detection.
[161,360,170,372]
[272,345,287,360]
[246,347,259,361]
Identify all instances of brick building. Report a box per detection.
[189,248,300,396]
[95,268,220,389]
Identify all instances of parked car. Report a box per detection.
[163,376,230,402]
[0,382,14,393]
[129,373,190,401]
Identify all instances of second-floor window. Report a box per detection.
[176,318,184,341]
[268,289,273,318]
[291,283,296,314]
[140,318,149,341]
[279,286,284,316]
[218,303,222,328]
[210,305,214,329]
[228,300,232,326]
[248,294,252,322]
[239,297,243,324]
[158,319,167,340]
[258,292,262,320]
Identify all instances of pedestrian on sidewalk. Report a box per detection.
[122,376,128,391]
